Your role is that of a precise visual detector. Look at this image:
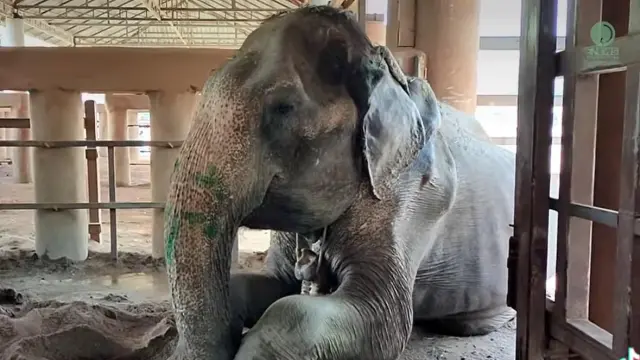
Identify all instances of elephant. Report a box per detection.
[163,5,516,360]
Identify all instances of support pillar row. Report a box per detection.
[148,91,195,259]
[105,100,131,187]
[30,89,89,261]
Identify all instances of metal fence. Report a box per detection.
[0,100,182,260]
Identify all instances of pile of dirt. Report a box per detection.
[0,288,178,360]
[0,247,267,278]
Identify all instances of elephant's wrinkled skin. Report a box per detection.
[164,6,515,360]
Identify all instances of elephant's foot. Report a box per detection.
[417,306,516,337]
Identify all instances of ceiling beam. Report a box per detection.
[0,1,74,45]
[134,0,187,45]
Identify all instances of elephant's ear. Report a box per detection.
[354,46,426,200]
[404,77,442,181]
[405,77,441,139]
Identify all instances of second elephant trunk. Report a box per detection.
[165,116,270,359]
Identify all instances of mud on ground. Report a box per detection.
[0,162,515,359]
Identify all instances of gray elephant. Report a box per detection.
[163,6,516,360]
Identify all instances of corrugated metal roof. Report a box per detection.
[1,0,300,47]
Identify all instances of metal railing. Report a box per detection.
[0,101,182,260]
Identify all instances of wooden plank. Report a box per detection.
[550,318,615,360]
[630,0,640,339]
[613,3,640,354]
[513,0,558,358]
[548,199,640,235]
[555,0,581,317]
[576,33,640,75]
[107,147,118,261]
[590,0,630,334]
[562,0,601,323]
[612,64,640,355]
[84,101,102,244]
[0,47,235,92]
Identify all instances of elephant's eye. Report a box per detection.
[271,101,295,117]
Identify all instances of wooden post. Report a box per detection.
[514,0,558,359]
[589,0,630,333]
[84,101,102,243]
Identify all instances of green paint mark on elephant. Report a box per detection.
[184,211,208,225]
[164,203,180,266]
[194,165,226,201]
[204,222,218,239]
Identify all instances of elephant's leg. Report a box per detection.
[230,272,299,328]
[233,231,302,328]
[418,306,516,336]
[233,210,415,360]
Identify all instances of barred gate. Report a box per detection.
[511,0,640,359]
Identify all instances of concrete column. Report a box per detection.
[127,110,140,163]
[30,89,88,261]
[5,18,33,183]
[105,100,130,186]
[366,15,386,45]
[97,106,109,157]
[148,91,196,258]
[11,94,32,183]
[415,0,480,114]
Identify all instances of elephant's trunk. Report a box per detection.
[165,94,270,359]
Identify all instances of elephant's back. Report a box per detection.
[412,104,515,319]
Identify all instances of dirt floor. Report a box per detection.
[0,160,515,360]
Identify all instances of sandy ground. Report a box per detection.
[0,160,515,359]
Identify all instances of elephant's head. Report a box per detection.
[164,5,442,359]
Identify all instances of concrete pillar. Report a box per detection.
[415,0,480,114]
[5,18,33,183]
[11,94,32,183]
[148,91,196,258]
[366,15,386,45]
[105,100,130,186]
[97,106,109,157]
[127,110,140,163]
[30,89,88,261]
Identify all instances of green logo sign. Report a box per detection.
[590,21,616,46]
[585,21,619,66]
